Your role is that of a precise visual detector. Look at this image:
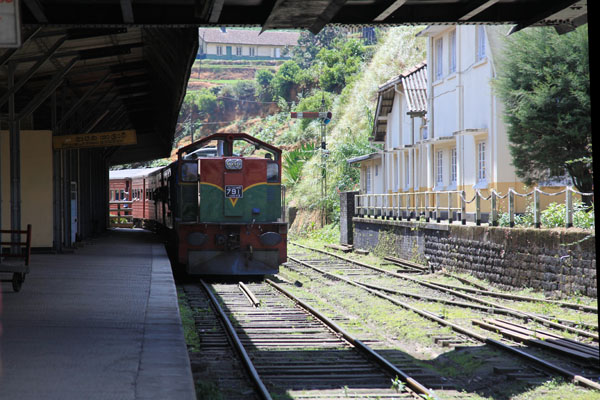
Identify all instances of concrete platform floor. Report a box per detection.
[0,229,196,400]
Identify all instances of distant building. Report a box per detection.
[198,28,300,60]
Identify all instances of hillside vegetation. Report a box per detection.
[127,27,426,228]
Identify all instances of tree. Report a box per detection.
[255,69,274,101]
[316,38,366,93]
[494,25,592,201]
[291,26,346,69]
[270,60,302,100]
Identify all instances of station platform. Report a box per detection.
[0,229,196,400]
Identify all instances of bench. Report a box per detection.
[0,224,32,292]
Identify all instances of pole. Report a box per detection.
[8,61,21,254]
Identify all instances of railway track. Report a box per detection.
[284,244,600,392]
[291,243,598,339]
[184,279,437,399]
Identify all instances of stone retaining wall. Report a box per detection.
[353,217,596,298]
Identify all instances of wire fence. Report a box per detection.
[354,186,593,228]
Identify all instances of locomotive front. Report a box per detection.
[174,133,287,275]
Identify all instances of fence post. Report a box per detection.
[461,190,466,225]
[508,189,515,228]
[490,191,497,226]
[533,188,541,228]
[396,193,400,220]
[565,186,573,228]
[448,192,453,224]
[435,192,440,223]
[425,192,430,222]
[406,193,411,221]
[386,194,390,219]
[475,191,481,226]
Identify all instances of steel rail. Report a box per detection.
[421,280,597,314]
[298,242,597,313]
[291,243,598,340]
[286,256,600,391]
[200,280,273,400]
[355,280,598,333]
[265,278,437,399]
[239,281,261,307]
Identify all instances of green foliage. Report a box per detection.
[231,80,256,100]
[494,25,592,194]
[255,69,274,101]
[497,201,594,229]
[282,142,316,186]
[391,376,406,393]
[271,60,302,99]
[185,89,218,118]
[316,39,366,93]
[294,90,334,130]
[291,26,347,69]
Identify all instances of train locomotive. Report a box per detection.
[125,133,287,275]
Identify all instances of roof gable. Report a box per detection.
[373,62,428,142]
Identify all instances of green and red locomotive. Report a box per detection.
[145,133,287,275]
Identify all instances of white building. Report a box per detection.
[417,25,518,201]
[352,25,556,219]
[198,28,300,60]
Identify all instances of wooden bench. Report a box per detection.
[0,224,32,292]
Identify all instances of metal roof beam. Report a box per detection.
[17,57,79,121]
[507,0,583,34]
[0,36,68,109]
[309,0,348,34]
[57,72,111,128]
[458,0,500,21]
[374,0,408,22]
[23,0,48,23]
[120,0,134,23]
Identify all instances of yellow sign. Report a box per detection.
[53,130,137,150]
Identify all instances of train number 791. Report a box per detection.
[225,185,243,198]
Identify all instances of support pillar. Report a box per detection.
[8,61,21,254]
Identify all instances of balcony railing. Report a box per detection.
[354,187,593,228]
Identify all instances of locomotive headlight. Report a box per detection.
[225,158,243,170]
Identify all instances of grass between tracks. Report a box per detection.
[178,289,202,352]
[286,224,600,400]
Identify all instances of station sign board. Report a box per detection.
[53,130,137,150]
[0,0,21,48]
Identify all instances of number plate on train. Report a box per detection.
[225,185,243,198]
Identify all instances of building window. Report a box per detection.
[477,25,486,61]
[477,141,486,182]
[451,147,457,184]
[422,126,428,140]
[274,48,281,58]
[216,46,223,56]
[436,151,443,185]
[366,166,372,194]
[249,47,256,56]
[435,37,443,80]
[236,46,242,56]
[449,30,457,73]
